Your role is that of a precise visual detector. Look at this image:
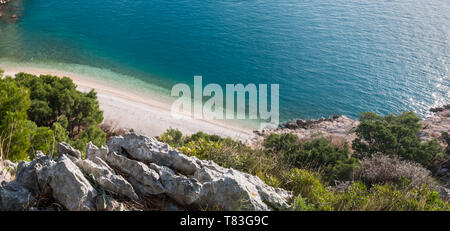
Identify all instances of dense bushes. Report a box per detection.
[14,72,103,136]
[352,111,446,170]
[0,76,32,161]
[160,128,281,180]
[0,73,106,161]
[356,154,431,187]
[159,110,449,211]
[264,134,359,182]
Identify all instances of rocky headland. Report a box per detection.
[249,105,450,185]
[250,105,450,149]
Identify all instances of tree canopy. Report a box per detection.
[0,73,106,161]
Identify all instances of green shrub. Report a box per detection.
[358,183,448,211]
[159,122,450,211]
[160,129,285,187]
[264,134,359,182]
[284,168,335,210]
[14,73,104,137]
[352,111,446,170]
[442,132,450,156]
[26,121,55,157]
[0,73,106,161]
[0,77,31,161]
[69,125,106,157]
[159,128,184,148]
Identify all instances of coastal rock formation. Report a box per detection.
[0,132,292,211]
[250,105,450,150]
[250,115,360,148]
[419,105,450,146]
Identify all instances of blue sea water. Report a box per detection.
[0,0,449,122]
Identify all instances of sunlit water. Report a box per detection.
[0,0,449,122]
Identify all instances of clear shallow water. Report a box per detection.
[0,0,449,122]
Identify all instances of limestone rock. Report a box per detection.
[108,133,200,175]
[15,155,55,195]
[106,132,292,210]
[58,142,82,159]
[48,155,97,211]
[1,132,293,211]
[0,181,35,211]
[102,151,166,195]
[67,153,139,201]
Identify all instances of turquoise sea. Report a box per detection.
[0,0,449,122]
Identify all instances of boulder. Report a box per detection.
[1,132,293,211]
[48,155,97,211]
[195,161,292,210]
[15,155,55,195]
[105,133,293,210]
[108,133,200,175]
[67,153,139,201]
[0,181,35,211]
[58,142,82,159]
[101,150,166,195]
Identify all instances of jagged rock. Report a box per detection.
[106,133,292,210]
[151,163,202,206]
[108,133,200,175]
[67,153,139,201]
[48,155,97,211]
[15,155,55,195]
[86,142,108,161]
[0,181,35,211]
[58,142,82,159]
[2,132,293,211]
[195,161,292,210]
[102,151,166,195]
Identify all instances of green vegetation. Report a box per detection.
[0,70,447,211]
[0,73,106,161]
[264,134,359,182]
[159,111,450,211]
[352,111,445,171]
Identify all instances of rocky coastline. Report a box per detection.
[250,105,450,149]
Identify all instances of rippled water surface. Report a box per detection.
[0,0,449,121]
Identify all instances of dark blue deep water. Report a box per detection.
[0,0,449,122]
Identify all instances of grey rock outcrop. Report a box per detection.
[58,142,82,159]
[104,133,292,210]
[48,155,97,211]
[0,132,292,211]
[67,154,139,201]
[250,115,359,148]
[0,181,34,211]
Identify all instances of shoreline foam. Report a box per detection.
[0,62,256,142]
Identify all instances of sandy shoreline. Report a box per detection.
[0,65,255,142]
